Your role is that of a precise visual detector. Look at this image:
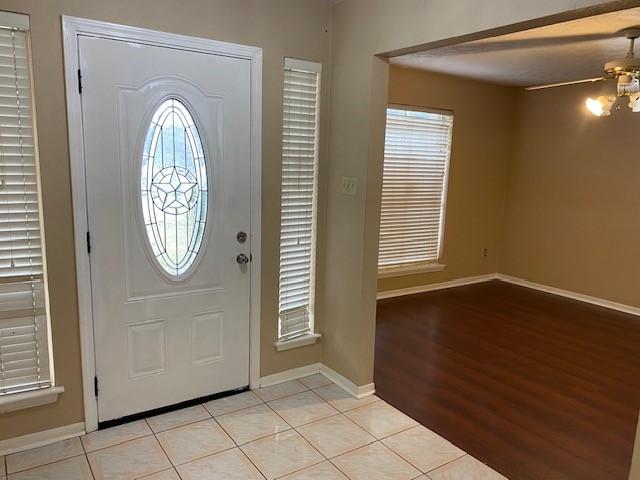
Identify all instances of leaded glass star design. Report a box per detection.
[141,98,208,278]
[151,166,199,215]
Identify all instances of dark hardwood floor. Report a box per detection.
[374,280,640,480]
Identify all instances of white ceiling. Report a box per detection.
[390,7,640,88]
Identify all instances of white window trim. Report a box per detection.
[274,332,321,352]
[0,386,64,414]
[285,57,321,74]
[0,11,60,408]
[0,11,29,30]
[378,262,446,279]
[377,103,453,277]
[276,57,322,344]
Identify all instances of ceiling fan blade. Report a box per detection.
[525,77,606,90]
[417,33,618,57]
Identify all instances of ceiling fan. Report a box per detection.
[526,27,640,116]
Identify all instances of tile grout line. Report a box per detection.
[254,380,310,403]
[78,435,97,480]
[258,396,331,479]
[157,403,268,478]
[424,453,470,475]
[209,407,268,479]
[326,452,352,479]
[5,453,87,478]
[148,416,239,472]
[375,440,422,475]
[7,381,424,480]
[137,467,180,480]
[201,391,264,417]
[229,382,399,476]
[264,389,341,428]
[149,417,174,472]
[215,396,295,445]
[147,404,212,435]
[292,412,376,460]
[236,446,268,480]
[326,440,422,480]
[377,426,434,474]
[8,382,372,476]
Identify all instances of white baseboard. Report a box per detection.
[259,363,322,388]
[319,364,375,399]
[259,363,375,399]
[496,274,640,317]
[377,273,498,300]
[376,270,640,318]
[0,422,85,456]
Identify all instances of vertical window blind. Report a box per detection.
[0,14,53,395]
[378,107,453,270]
[278,58,321,341]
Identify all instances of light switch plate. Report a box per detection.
[341,176,358,196]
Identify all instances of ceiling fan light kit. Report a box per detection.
[585,95,615,116]
[523,26,640,117]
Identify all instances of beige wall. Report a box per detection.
[501,81,640,307]
[0,0,621,442]
[378,66,516,293]
[322,0,612,386]
[380,49,640,308]
[0,0,331,441]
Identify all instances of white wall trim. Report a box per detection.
[378,262,446,279]
[0,422,85,456]
[62,16,263,433]
[259,363,322,388]
[259,363,376,399]
[377,271,640,318]
[377,273,498,300]
[496,274,640,318]
[319,364,375,399]
[259,273,640,406]
[0,386,64,414]
[274,333,321,352]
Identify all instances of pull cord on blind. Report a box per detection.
[378,107,454,270]
[0,16,53,396]
[278,58,321,341]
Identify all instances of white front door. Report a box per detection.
[79,35,252,422]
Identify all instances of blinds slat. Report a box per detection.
[278,62,320,341]
[0,27,52,396]
[378,108,453,270]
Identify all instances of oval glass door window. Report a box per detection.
[141,98,208,279]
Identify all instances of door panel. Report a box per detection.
[79,35,252,422]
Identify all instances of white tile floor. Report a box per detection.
[0,376,507,479]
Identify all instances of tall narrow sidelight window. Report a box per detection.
[378,107,453,274]
[0,13,54,395]
[277,58,321,343]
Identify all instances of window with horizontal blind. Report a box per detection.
[378,106,453,272]
[0,13,54,396]
[277,58,321,342]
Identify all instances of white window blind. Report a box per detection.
[0,15,53,396]
[278,58,321,341]
[378,107,453,270]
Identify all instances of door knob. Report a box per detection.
[236,253,250,265]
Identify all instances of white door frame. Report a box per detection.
[61,16,262,433]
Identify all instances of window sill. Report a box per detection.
[0,386,64,414]
[378,263,446,279]
[274,333,321,352]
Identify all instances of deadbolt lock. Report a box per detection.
[237,231,247,243]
